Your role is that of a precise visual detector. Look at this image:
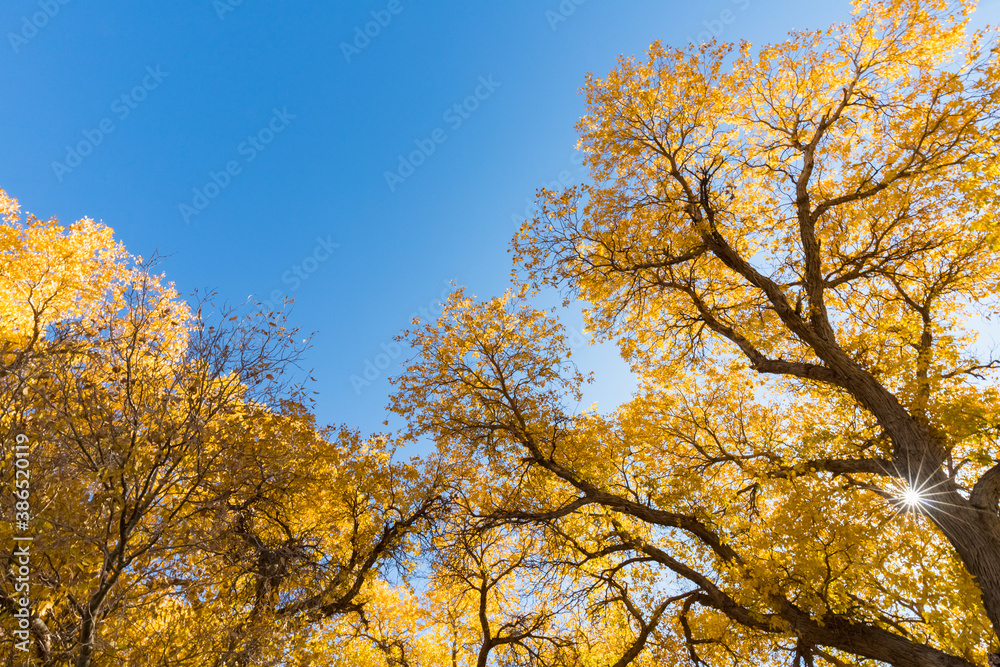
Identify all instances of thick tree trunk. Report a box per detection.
[926,490,1000,636]
[817,347,1000,639]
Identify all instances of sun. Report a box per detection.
[900,487,925,508]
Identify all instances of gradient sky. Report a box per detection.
[3,0,999,446]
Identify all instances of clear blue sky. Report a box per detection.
[3,0,999,442]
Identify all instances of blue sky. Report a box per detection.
[3,0,999,443]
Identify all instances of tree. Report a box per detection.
[8,0,1000,663]
[0,189,440,666]
[392,1,1000,665]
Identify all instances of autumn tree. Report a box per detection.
[393,1,1000,665]
[8,0,1000,663]
[0,190,440,666]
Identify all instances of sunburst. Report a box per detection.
[899,486,926,508]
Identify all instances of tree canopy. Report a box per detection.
[4,0,1000,665]
[0,188,440,665]
[397,0,1000,664]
